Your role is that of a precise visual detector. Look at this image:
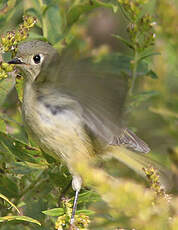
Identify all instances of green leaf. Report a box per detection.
[150,107,178,119]
[137,60,149,76]
[138,52,160,62]
[0,193,20,214]
[0,77,15,106]
[0,132,46,165]
[15,76,23,103]
[11,161,48,175]
[0,0,16,16]
[42,208,64,216]
[78,191,101,204]
[128,90,159,111]
[28,32,45,40]
[67,0,117,26]
[76,209,95,216]
[112,34,134,49]
[0,215,41,225]
[0,176,19,199]
[43,4,63,44]
[145,69,158,79]
[0,119,6,133]
[23,0,41,15]
[0,0,22,32]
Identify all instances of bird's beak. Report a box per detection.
[8,58,24,65]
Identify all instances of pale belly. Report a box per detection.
[22,95,93,163]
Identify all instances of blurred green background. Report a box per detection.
[0,0,178,229]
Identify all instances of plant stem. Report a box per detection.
[129,49,139,95]
[38,0,48,38]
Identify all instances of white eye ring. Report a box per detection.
[32,54,44,65]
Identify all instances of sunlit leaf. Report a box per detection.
[150,107,178,119]
[0,192,20,213]
[0,215,41,225]
[42,208,64,217]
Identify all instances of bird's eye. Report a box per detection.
[33,54,41,64]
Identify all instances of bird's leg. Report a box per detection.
[70,175,82,225]
[70,189,79,225]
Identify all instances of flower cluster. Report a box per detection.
[55,199,90,230]
[118,0,149,19]
[0,15,37,53]
[143,166,170,201]
[0,62,14,79]
[128,15,156,51]
[0,15,37,79]
[118,0,156,51]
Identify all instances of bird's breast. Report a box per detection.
[22,83,93,161]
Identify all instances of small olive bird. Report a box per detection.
[8,40,172,224]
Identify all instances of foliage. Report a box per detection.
[0,0,177,230]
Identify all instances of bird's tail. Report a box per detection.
[104,146,173,191]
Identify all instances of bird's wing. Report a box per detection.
[47,57,150,153]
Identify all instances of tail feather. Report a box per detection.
[110,128,150,153]
[105,146,173,191]
[119,128,150,153]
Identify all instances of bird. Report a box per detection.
[8,40,172,225]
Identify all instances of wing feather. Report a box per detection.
[43,56,150,153]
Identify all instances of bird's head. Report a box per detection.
[8,40,59,82]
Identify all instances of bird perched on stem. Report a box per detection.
[8,40,172,226]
